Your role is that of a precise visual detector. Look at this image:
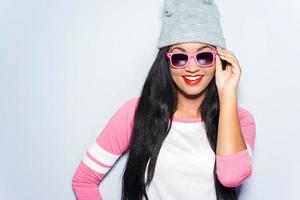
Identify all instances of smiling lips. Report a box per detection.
[182,75,204,85]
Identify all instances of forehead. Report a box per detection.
[169,42,215,52]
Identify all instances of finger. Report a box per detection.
[219,56,241,75]
[217,49,239,64]
[218,52,239,65]
[215,54,223,74]
[217,47,233,55]
[219,54,239,69]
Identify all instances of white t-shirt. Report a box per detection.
[144,118,217,200]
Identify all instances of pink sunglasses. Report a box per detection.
[165,50,218,69]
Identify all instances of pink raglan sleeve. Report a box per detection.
[71,96,140,200]
[215,106,256,187]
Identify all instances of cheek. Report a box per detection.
[202,67,216,84]
[170,68,183,80]
[205,67,216,82]
[205,66,216,76]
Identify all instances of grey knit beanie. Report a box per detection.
[157,0,226,49]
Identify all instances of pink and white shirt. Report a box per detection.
[72,96,256,200]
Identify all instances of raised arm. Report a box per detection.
[71,97,139,200]
[216,106,256,187]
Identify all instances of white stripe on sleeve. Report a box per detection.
[82,155,111,174]
[87,142,120,167]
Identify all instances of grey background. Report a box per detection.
[1,0,299,199]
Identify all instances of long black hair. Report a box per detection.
[121,46,239,200]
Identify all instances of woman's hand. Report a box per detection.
[215,47,242,97]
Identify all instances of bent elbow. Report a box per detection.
[217,164,252,187]
[71,161,103,189]
[72,174,81,190]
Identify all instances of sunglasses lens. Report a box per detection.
[171,54,188,67]
[196,52,214,66]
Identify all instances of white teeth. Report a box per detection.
[184,76,202,80]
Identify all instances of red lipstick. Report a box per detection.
[182,75,204,85]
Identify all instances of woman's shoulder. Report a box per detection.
[125,96,140,104]
[121,96,140,110]
[113,96,140,120]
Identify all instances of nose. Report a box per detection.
[185,56,201,72]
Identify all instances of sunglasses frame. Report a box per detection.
[165,50,218,69]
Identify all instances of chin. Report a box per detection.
[179,86,206,98]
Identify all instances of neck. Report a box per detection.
[175,91,206,118]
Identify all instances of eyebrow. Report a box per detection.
[170,45,214,52]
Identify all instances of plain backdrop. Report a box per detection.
[1,0,300,199]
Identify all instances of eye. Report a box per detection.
[196,52,214,65]
[171,53,188,66]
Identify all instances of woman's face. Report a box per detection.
[167,42,217,97]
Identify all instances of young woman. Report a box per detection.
[72,0,256,200]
